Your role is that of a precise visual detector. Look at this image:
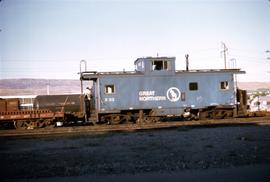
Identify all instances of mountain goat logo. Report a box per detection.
[166,87,181,102]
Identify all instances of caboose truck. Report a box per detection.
[80,57,247,124]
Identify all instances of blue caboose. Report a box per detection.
[81,57,246,123]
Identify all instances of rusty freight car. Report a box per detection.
[0,98,64,129]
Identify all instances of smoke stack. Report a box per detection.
[185,54,189,71]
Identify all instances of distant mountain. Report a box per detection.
[0,79,269,96]
[237,82,270,91]
[0,79,81,96]
[0,79,78,89]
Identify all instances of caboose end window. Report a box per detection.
[105,85,115,94]
[220,81,229,90]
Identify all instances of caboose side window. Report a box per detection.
[105,85,115,94]
[189,82,198,91]
[152,60,170,71]
[164,61,168,69]
[220,81,229,90]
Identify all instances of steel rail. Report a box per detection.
[0,117,270,138]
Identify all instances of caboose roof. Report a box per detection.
[81,56,245,80]
[80,69,245,80]
[176,69,245,74]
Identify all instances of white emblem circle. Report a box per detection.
[166,87,181,102]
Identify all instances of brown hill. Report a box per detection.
[237,82,270,91]
[0,79,81,96]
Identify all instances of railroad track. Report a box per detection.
[1,117,270,137]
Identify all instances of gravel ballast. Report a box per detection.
[1,125,270,181]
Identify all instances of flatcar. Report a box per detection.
[0,98,64,129]
[80,56,247,124]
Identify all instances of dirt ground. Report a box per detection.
[1,125,270,182]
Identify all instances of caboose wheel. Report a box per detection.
[111,115,121,124]
[105,114,131,125]
[199,111,208,120]
[144,117,154,123]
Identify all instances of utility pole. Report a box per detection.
[267,50,270,73]
[257,94,260,112]
[80,60,87,122]
[221,42,228,69]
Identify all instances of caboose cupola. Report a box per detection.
[134,57,176,75]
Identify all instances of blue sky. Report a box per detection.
[0,0,269,81]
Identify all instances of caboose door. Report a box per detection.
[89,81,97,122]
